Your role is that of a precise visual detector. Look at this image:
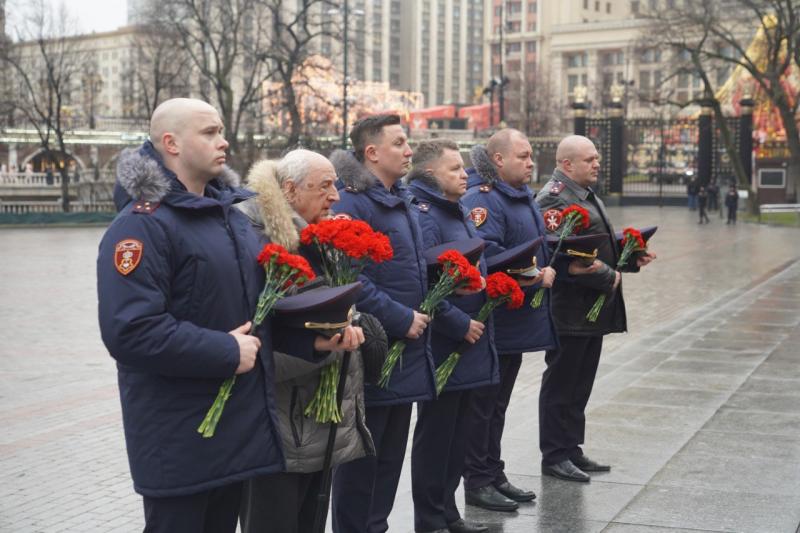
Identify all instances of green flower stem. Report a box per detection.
[304,359,342,424]
[378,340,406,389]
[532,212,581,309]
[585,235,639,322]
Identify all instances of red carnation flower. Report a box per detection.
[561,204,591,233]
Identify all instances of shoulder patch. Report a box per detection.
[543,209,563,231]
[132,201,159,214]
[470,207,488,227]
[114,239,143,276]
[417,202,430,213]
[479,184,492,193]
[332,212,353,221]
[549,182,566,196]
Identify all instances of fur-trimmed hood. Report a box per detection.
[237,160,303,252]
[329,149,376,192]
[115,141,241,203]
[469,144,500,185]
[404,167,443,193]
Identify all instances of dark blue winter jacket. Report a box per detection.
[97,142,318,497]
[329,150,435,406]
[407,176,499,392]
[461,145,558,355]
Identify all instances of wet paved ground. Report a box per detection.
[1,206,799,533]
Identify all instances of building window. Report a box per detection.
[606,2,611,13]
[506,42,521,54]
[583,0,589,8]
[595,1,600,11]
[528,1,537,13]
[631,1,640,14]
[526,41,537,53]
[567,52,587,68]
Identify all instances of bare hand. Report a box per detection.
[406,311,431,340]
[569,259,602,275]
[539,266,556,288]
[230,321,261,375]
[314,325,365,352]
[455,276,486,295]
[612,271,622,291]
[463,320,485,344]
[636,251,657,267]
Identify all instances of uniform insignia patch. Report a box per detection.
[132,201,159,214]
[479,184,492,193]
[549,182,566,196]
[114,239,143,276]
[543,209,563,231]
[332,212,353,221]
[470,207,488,227]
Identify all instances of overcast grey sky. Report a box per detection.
[6,0,128,35]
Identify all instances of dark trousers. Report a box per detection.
[727,206,737,223]
[411,389,472,532]
[331,403,412,533]
[539,335,603,465]
[240,471,323,533]
[463,353,522,490]
[142,482,242,533]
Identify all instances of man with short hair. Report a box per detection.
[461,128,558,511]
[536,135,656,482]
[407,139,497,533]
[329,114,435,533]
[97,98,357,533]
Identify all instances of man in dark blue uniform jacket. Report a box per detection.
[407,140,499,533]
[460,129,558,511]
[329,114,435,533]
[97,98,360,533]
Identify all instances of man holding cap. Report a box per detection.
[535,135,656,482]
[460,128,558,511]
[407,139,498,533]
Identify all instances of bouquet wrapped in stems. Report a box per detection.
[434,272,524,394]
[531,204,590,308]
[300,219,393,422]
[378,250,482,389]
[198,244,315,438]
[585,227,645,323]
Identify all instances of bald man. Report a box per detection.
[460,129,558,512]
[98,98,353,533]
[535,135,655,482]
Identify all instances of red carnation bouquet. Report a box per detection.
[434,272,524,394]
[378,250,482,389]
[531,204,590,308]
[197,243,315,438]
[300,219,393,422]
[586,227,645,322]
[300,219,393,286]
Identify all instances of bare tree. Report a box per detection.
[258,0,337,148]
[125,10,192,119]
[0,0,85,211]
[165,0,272,171]
[643,0,800,202]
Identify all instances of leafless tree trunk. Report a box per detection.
[1,0,85,211]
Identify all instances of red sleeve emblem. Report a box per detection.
[114,239,143,275]
[543,209,563,231]
[332,213,353,221]
[470,207,488,227]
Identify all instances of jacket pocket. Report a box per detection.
[289,386,303,448]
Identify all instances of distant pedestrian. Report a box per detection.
[686,177,699,211]
[698,187,710,224]
[707,179,719,211]
[725,184,739,224]
[45,167,54,185]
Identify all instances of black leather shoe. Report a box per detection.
[448,518,489,533]
[465,485,519,512]
[571,454,611,472]
[494,480,536,502]
[541,459,590,482]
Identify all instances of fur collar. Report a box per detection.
[329,149,376,192]
[116,142,241,202]
[469,144,499,184]
[238,160,302,251]
[404,168,442,193]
